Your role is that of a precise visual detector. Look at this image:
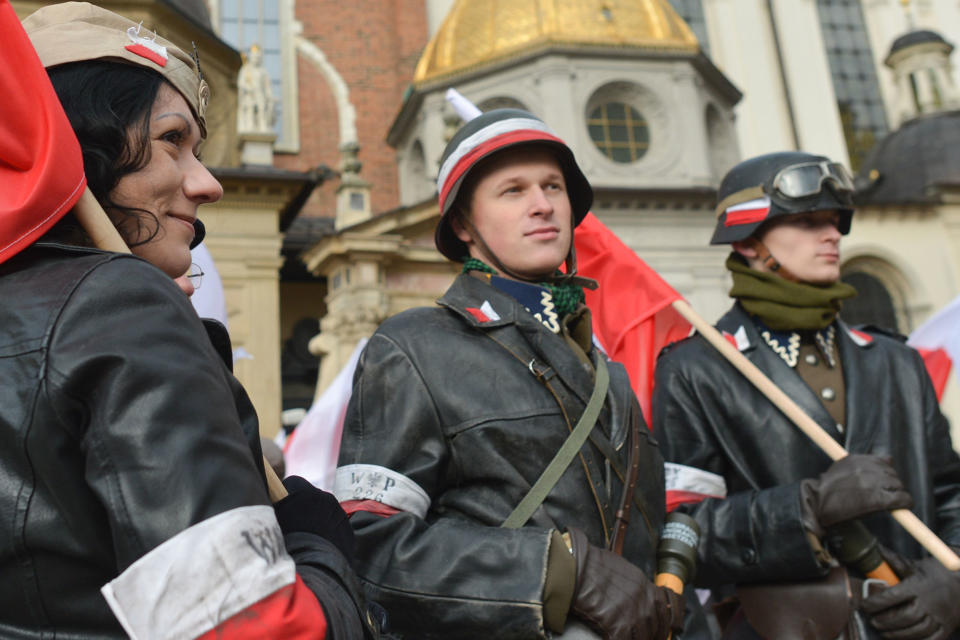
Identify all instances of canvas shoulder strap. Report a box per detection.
[501,352,609,529]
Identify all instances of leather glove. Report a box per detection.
[800,454,912,534]
[567,527,684,640]
[860,554,960,640]
[274,475,356,567]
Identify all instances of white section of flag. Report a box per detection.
[908,294,960,366]
[283,338,368,491]
[189,242,228,329]
[445,87,482,122]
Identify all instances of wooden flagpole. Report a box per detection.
[670,298,960,571]
[73,187,289,502]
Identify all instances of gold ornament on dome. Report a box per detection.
[414,0,700,87]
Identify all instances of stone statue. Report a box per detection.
[237,44,276,134]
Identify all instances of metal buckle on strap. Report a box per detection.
[527,358,557,382]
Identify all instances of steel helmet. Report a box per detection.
[434,108,593,262]
[711,151,855,245]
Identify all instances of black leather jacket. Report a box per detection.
[0,244,368,638]
[653,304,960,591]
[336,273,666,639]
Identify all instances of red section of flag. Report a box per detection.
[465,307,491,323]
[0,0,86,265]
[575,213,691,425]
[196,577,328,640]
[916,347,952,402]
[124,43,167,67]
[724,207,768,227]
[342,499,401,518]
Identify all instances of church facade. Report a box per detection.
[16,0,960,435]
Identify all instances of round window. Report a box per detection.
[587,102,650,163]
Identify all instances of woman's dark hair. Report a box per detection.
[42,61,164,247]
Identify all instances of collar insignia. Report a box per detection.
[759,324,838,368]
[847,327,874,347]
[490,275,560,333]
[761,329,801,368]
[480,300,500,321]
[815,326,837,368]
[465,300,501,324]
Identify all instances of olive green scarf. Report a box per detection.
[726,254,856,330]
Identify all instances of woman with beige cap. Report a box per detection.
[0,3,374,638]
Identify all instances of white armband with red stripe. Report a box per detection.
[333,464,430,518]
[101,505,325,640]
[664,462,727,512]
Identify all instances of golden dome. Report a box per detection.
[414,0,699,87]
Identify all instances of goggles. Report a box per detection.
[772,161,854,200]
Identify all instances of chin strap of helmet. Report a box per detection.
[459,214,598,289]
[744,237,801,283]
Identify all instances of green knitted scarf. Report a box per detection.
[726,254,857,331]
[462,257,585,318]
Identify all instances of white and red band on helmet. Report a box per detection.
[436,117,563,212]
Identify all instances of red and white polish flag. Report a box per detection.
[574,212,693,425]
[907,294,960,401]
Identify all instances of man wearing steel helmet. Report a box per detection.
[333,109,684,639]
[653,151,960,639]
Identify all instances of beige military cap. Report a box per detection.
[23,1,209,136]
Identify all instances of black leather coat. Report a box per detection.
[336,273,666,639]
[0,244,368,639]
[653,304,960,603]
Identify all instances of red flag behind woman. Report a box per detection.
[0,0,85,265]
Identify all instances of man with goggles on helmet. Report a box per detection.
[332,109,684,639]
[653,151,960,639]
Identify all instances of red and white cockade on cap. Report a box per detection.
[125,22,168,67]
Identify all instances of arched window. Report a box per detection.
[214,0,299,150]
[839,271,900,331]
[840,255,915,333]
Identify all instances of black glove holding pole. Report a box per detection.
[567,527,683,640]
[800,454,913,536]
[274,475,356,567]
[860,552,960,640]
